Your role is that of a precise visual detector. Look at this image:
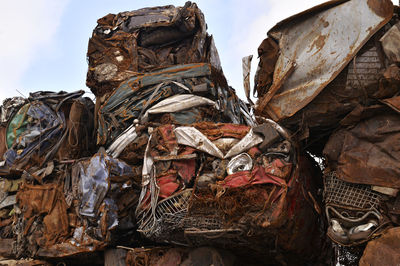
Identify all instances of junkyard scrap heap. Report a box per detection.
[1,1,400,265]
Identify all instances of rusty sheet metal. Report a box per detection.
[86,2,222,97]
[97,63,251,146]
[359,227,400,266]
[17,183,69,247]
[380,22,400,63]
[279,35,390,150]
[382,95,400,113]
[256,0,393,121]
[242,55,253,104]
[323,111,400,188]
[2,91,94,171]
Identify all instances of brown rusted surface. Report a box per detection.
[254,38,279,97]
[367,0,393,18]
[324,111,400,188]
[278,33,396,155]
[17,183,69,246]
[255,0,393,121]
[36,242,105,258]
[359,227,400,266]
[382,95,400,113]
[86,2,222,97]
[56,97,95,161]
[0,239,15,258]
[0,258,51,266]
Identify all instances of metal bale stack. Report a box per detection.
[4,0,392,264]
[0,2,322,265]
[253,0,400,264]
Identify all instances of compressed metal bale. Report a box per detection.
[86,1,222,97]
[135,121,325,263]
[97,63,251,147]
[1,91,95,171]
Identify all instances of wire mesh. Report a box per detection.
[324,171,382,210]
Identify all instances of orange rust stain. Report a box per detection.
[307,34,327,55]
[313,35,327,51]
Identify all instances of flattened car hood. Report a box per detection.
[257,0,393,120]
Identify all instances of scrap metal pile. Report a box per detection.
[254,0,400,264]
[1,0,400,265]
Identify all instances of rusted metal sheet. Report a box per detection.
[359,227,400,266]
[256,0,393,121]
[86,2,222,97]
[382,95,400,113]
[323,111,400,189]
[97,63,252,146]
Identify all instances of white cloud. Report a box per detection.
[0,0,69,101]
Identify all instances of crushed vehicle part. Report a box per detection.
[323,171,387,246]
[323,110,400,189]
[242,55,253,105]
[254,0,393,121]
[380,21,400,63]
[97,63,252,147]
[2,91,95,171]
[86,2,222,97]
[359,227,400,266]
[0,97,25,126]
[3,150,142,259]
[106,125,138,158]
[74,150,132,219]
[135,121,324,263]
[141,94,218,123]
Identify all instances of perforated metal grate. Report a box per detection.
[324,171,382,210]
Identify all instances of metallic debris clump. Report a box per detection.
[1,1,400,265]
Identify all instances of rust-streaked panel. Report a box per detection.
[258,0,393,120]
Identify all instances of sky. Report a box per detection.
[0,0,341,103]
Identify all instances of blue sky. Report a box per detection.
[0,0,331,103]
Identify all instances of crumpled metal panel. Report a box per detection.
[86,2,222,97]
[2,91,93,171]
[106,125,138,158]
[141,94,218,123]
[98,63,252,146]
[380,22,400,63]
[135,122,323,262]
[281,37,388,133]
[0,97,25,126]
[17,183,70,246]
[256,0,393,121]
[359,227,400,266]
[175,126,224,158]
[323,111,400,188]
